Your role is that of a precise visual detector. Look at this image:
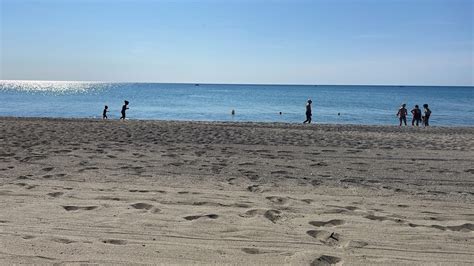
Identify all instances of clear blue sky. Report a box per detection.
[1,0,473,85]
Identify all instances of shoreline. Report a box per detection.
[0,117,472,264]
[1,115,473,130]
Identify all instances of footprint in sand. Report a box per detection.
[244,172,260,181]
[264,210,282,223]
[51,238,76,244]
[409,222,473,232]
[343,206,359,211]
[364,215,405,223]
[247,184,263,192]
[129,189,149,193]
[309,219,345,227]
[102,239,127,245]
[311,255,342,266]
[271,170,289,175]
[311,162,328,167]
[47,192,64,198]
[241,248,267,254]
[238,162,256,166]
[24,184,37,189]
[345,149,362,154]
[62,206,98,211]
[96,196,121,201]
[306,230,341,247]
[130,203,161,213]
[344,240,368,249]
[130,203,154,210]
[184,214,219,221]
[464,169,474,174]
[239,209,266,218]
[239,209,281,223]
[440,223,473,232]
[306,230,332,240]
[321,149,336,153]
[266,196,288,205]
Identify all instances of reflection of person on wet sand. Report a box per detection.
[303,99,312,124]
[120,100,129,120]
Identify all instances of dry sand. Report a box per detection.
[0,117,473,265]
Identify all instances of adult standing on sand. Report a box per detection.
[397,103,408,126]
[423,104,431,126]
[411,105,422,126]
[120,100,129,120]
[303,99,312,124]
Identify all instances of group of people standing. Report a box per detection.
[303,99,433,127]
[397,103,431,127]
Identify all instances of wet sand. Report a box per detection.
[0,117,473,264]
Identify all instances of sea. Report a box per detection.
[0,80,473,126]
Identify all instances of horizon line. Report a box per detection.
[1,79,473,88]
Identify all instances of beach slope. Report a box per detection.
[0,118,473,264]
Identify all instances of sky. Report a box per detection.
[0,0,473,86]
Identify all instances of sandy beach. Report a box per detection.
[0,117,473,265]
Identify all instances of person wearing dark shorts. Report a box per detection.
[303,99,312,124]
[411,105,422,126]
[397,103,408,126]
[120,100,129,120]
[423,104,431,126]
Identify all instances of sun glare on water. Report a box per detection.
[0,80,109,94]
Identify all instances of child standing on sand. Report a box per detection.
[103,105,109,119]
[120,100,129,120]
[397,104,408,126]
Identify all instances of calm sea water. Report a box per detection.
[0,80,473,126]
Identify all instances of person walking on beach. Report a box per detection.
[103,105,109,120]
[423,104,431,126]
[120,100,129,120]
[303,99,312,124]
[397,104,408,126]
[411,105,422,126]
